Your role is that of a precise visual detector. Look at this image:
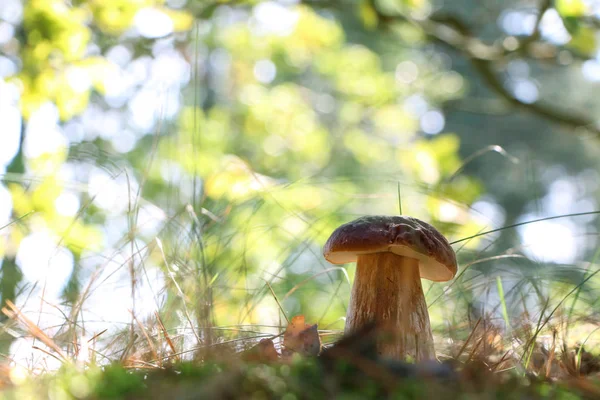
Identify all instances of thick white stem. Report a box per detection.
[345,252,435,361]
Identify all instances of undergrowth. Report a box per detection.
[2,341,600,399]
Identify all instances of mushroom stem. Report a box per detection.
[345,252,435,361]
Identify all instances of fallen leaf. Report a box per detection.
[283,315,321,357]
[242,338,279,363]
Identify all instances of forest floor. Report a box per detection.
[2,319,600,399]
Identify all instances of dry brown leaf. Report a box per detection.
[282,315,321,358]
[242,339,279,363]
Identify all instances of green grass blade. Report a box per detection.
[496,276,511,333]
[397,182,402,215]
[451,211,600,245]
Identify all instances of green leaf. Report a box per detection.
[556,0,587,17]
[568,26,597,56]
[358,0,378,30]
[562,16,581,34]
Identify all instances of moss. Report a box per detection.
[2,358,598,399]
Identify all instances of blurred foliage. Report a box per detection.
[153,2,485,329]
[0,0,487,352]
[1,0,600,384]
[14,0,192,120]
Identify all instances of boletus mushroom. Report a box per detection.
[323,215,457,361]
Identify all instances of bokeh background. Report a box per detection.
[1,0,600,369]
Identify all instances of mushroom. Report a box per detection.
[323,215,457,361]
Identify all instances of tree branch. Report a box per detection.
[423,12,600,136]
[303,0,600,137]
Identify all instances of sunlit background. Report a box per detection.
[1,0,600,371]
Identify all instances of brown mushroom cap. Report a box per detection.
[323,215,457,282]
